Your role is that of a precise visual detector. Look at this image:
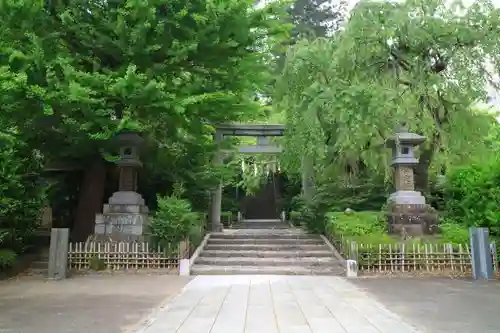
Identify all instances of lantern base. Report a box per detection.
[94,191,149,241]
[385,203,439,237]
[388,190,426,205]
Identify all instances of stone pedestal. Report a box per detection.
[386,203,438,236]
[94,191,149,241]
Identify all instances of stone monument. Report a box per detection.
[94,131,149,241]
[385,125,438,236]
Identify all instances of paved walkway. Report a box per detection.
[137,275,420,333]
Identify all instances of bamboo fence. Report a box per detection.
[68,222,207,271]
[331,235,498,274]
[68,241,181,270]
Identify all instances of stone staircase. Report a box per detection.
[230,218,288,229]
[191,226,345,276]
[23,248,49,277]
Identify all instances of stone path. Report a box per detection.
[137,275,420,333]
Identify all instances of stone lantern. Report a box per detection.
[385,125,438,236]
[94,130,149,241]
[115,131,144,192]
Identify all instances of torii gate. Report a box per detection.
[211,124,284,231]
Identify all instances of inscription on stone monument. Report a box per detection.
[395,166,415,191]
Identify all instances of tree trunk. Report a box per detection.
[414,136,438,194]
[301,155,315,202]
[72,158,107,242]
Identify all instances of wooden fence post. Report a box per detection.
[48,228,69,280]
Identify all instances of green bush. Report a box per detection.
[221,211,233,227]
[289,210,302,226]
[293,189,338,234]
[326,211,387,236]
[88,255,106,271]
[443,156,500,235]
[149,184,203,252]
[0,249,17,270]
[0,137,48,254]
[439,221,470,244]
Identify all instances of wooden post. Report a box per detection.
[48,228,69,280]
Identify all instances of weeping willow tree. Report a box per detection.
[276,0,500,194]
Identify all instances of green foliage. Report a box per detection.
[0,0,291,154]
[0,249,17,270]
[326,211,387,236]
[149,184,203,252]
[289,210,302,226]
[88,255,106,271]
[439,221,470,244]
[277,0,499,185]
[288,0,346,39]
[315,172,389,212]
[221,211,233,227]
[0,136,48,253]
[443,156,500,235]
[0,0,292,236]
[292,194,328,233]
[326,211,471,246]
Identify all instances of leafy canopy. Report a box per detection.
[277,0,500,177]
[0,0,290,162]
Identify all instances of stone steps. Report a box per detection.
[195,256,338,266]
[22,249,49,277]
[200,250,334,258]
[192,228,344,276]
[204,243,330,251]
[231,223,289,229]
[231,219,289,229]
[210,232,316,240]
[191,265,344,276]
[207,238,324,245]
[30,260,49,270]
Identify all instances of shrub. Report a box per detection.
[326,211,387,236]
[0,249,17,270]
[293,190,336,234]
[221,211,233,227]
[289,210,302,226]
[88,255,106,271]
[443,156,500,235]
[0,137,48,254]
[149,184,203,252]
[439,221,470,244]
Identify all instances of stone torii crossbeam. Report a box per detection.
[211,124,284,231]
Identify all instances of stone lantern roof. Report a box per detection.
[385,125,425,148]
[112,130,144,146]
[113,130,144,168]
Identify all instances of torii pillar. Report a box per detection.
[210,130,224,232]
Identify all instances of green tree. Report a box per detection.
[0,132,48,257]
[0,0,290,240]
[277,0,500,194]
[289,0,346,39]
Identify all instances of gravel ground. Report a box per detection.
[352,277,500,333]
[0,274,191,333]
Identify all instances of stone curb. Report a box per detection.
[320,234,347,268]
[189,233,211,269]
